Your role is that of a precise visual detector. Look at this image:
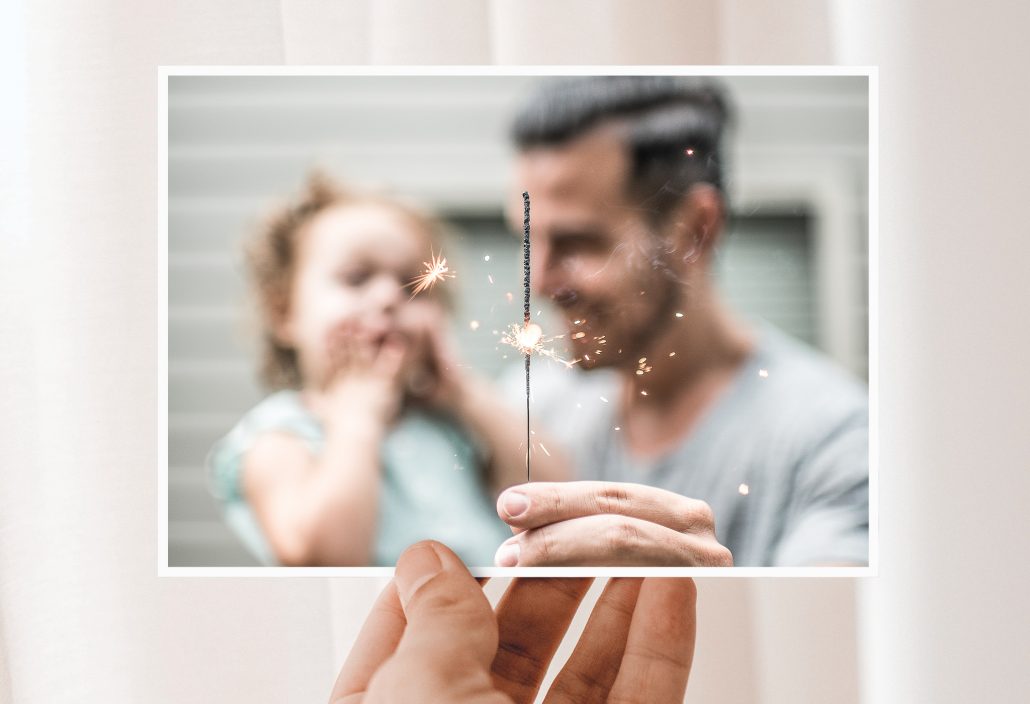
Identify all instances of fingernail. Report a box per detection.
[395,543,443,608]
[494,540,520,567]
[501,490,530,518]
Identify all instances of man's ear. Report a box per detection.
[666,183,724,265]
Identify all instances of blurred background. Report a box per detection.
[167,74,869,566]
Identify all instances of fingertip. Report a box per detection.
[493,537,520,567]
[497,486,531,521]
[394,541,445,608]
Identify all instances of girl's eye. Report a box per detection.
[338,268,372,287]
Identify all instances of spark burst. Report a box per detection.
[500,322,577,369]
[408,249,455,296]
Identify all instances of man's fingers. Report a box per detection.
[495,514,733,567]
[357,542,502,704]
[490,578,593,704]
[543,578,642,704]
[607,578,697,703]
[330,541,491,702]
[393,541,497,666]
[328,581,406,702]
[497,481,717,535]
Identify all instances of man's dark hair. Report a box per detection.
[512,76,731,224]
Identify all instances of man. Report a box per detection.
[494,77,868,567]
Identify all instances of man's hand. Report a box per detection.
[493,482,734,567]
[329,540,697,703]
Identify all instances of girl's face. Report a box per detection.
[277,202,440,387]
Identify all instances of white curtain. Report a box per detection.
[4,1,1028,703]
[834,2,1030,702]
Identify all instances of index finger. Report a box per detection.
[497,481,716,535]
[328,581,406,701]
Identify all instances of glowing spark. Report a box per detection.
[614,426,621,431]
[640,390,648,396]
[571,331,586,340]
[685,147,695,156]
[539,443,551,457]
[469,320,480,331]
[600,396,609,403]
[499,322,576,368]
[488,274,494,284]
[669,352,676,357]
[675,312,684,318]
[408,249,454,296]
[519,322,543,349]
[738,483,750,496]
[484,255,491,262]
[506,292,513,302]
[638,357,647,363]
[758,369,769,378]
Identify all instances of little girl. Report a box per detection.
[208,173,566,566]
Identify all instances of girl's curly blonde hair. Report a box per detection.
[244,171,449,389]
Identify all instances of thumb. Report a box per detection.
[392,541,497,668]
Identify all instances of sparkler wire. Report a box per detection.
[523,191,531,482]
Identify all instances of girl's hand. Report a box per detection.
[307,324,409,431]
[400,302,470,414]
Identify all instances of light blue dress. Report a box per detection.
[207,391,511,566]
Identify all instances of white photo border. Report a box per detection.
[158,64,878,578]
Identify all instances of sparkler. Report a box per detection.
[500,322,575,368]
[522,192,531,481]
[498,193,577,479]
[408,248,454,297]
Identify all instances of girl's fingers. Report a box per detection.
[373,334,408,382]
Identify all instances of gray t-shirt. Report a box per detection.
[503,324,868,567]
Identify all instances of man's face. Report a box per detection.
[513,129,683,370]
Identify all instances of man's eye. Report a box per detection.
[555,234,604,254]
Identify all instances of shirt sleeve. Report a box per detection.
[772,411,870,566]
[205,394,322,504]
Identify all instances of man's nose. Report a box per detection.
[531,239,560,299]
